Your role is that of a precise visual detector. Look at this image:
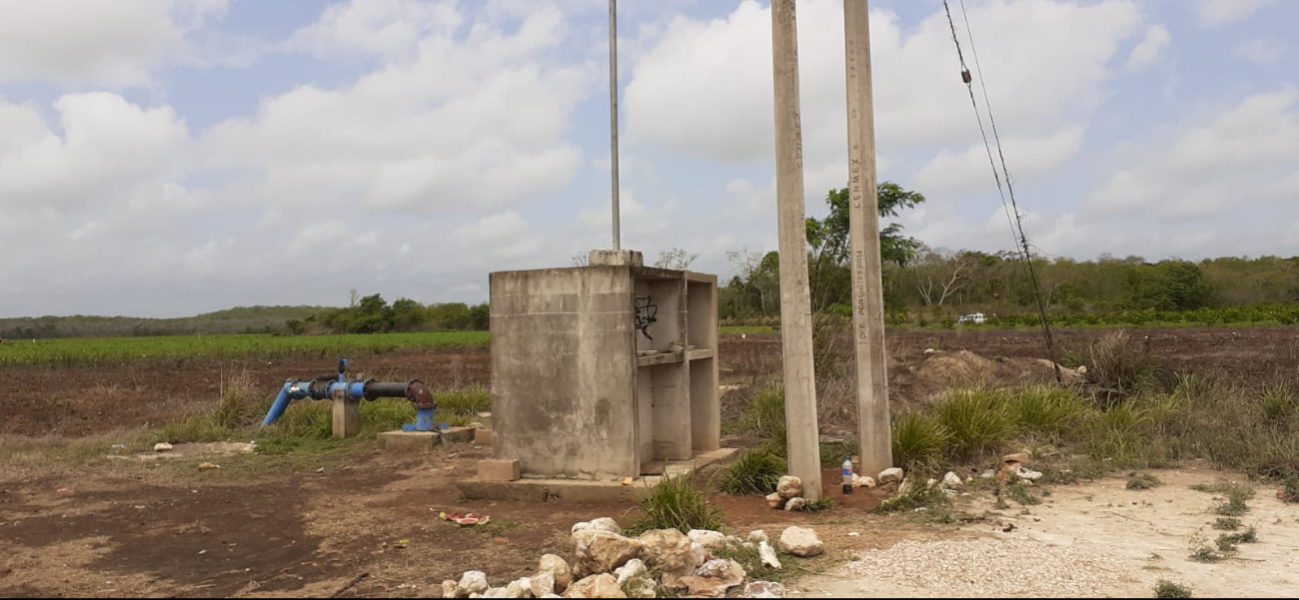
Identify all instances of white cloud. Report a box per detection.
[1235,38,1286,64]
[286,0,462,61]
[206,2,591,214]
[452,211,545,260]
[0,0,234,86]
[1127,25,1171,71]
[625,0,1142,170]
[1085,87,1299,219]
[0,93,192,211]
[1197,0,1278,27]
[912,125,1087,195]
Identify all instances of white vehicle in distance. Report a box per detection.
[957,313,986,325]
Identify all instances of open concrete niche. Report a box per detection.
[486,262,721,483]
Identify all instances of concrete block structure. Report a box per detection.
[486,261,720,481]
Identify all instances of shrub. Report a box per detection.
[1126,473,1162,490]
[1154,580,1193,598]
[891,412,949,471]
[935,388,1014,462]
[714,446,787,496]
[1212,517,1241,531]
[1086,331,1158,394]
[626,472,724,536]
[1283,477,1299,504]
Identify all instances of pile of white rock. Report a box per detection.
[441,517,821,598]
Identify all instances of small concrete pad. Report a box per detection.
[377,431,438,451]
[377,426,478,450]
[474,428,493,445]
[477,458,519,481]
[457,447,739,503]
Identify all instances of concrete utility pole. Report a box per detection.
[770,0,822,501]
[843,0,893,476]
[609,0,621,251]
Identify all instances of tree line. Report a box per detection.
[287,292,489,335]
[721,183,1299,325]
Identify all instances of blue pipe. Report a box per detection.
[258,360,435,429]
[261,381,295,427]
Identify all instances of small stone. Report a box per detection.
[688,529,727,552]
[457,571,489,597]
[613,559,646,585]
[1003,452,1031,464]
[677,558,746,598]
[943,472,964,488]
[505,577,531,598]
[538,555,572,593]
[725,535,744,549]
[563,574,626,599]
[776,476,803,499]
[622,576,656,598]
[197,462,219,470]
[745,581,787,598]
[529,570,555,597]
[777,526,823,558]
[897,478,913,495]
[852,475,876,488]
[637,529,697,574]
[572,530,642,577]
[747,530,769,544]
[925,478,938,488]
[571,517,621,536]
[878,467,904,485]
[153,442,173,453]
[980,469,996,479]
[442,580,459,599]
[483,588,506,599]
[1018,468,1044,480]
[765,492,786,510]
[741,541,756,550]
[784,497,806,512]
[758,541,781,569]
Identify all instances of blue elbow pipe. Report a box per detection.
[261,382,295,427]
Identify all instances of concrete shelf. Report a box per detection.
[686,348,715,361]
[637,352,685,367]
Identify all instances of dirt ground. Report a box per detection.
[3,327,1298,598]
[798,466,1299,598]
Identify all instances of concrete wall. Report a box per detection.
[489,267,639,480]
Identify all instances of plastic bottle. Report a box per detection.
[842,456,854,494]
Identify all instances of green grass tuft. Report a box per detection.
[1009,385,1089,442]
[891,412,949,471]
[934,387,1014,462]
[625,472,724,536]
[714,446,787,496]
[1212,517,1241,531]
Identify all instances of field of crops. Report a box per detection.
[0,331,490,366]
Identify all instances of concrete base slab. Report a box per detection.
[377,431,438,450]
[456,447,739,503]
[377,427,477,450]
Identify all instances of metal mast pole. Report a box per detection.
[609,0,621,250]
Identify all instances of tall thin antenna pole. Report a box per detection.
[609,0,621,251]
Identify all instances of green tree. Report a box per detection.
[391,298,427,331]
[805,181,925,312]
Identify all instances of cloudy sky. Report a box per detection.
[1,0,1296,318]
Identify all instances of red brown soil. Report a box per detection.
[2,326,1296,597]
